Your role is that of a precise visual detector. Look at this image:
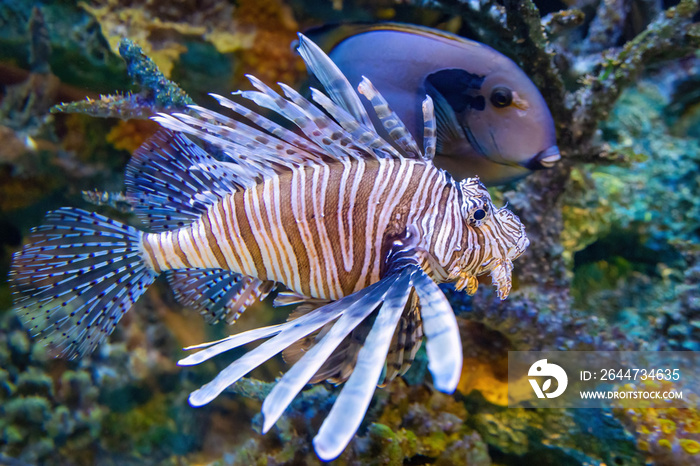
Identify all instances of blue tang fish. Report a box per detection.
[308,23,560,184]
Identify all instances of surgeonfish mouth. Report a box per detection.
[524,145,561,170]
[8,32,531,462]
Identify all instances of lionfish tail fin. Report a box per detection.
[10,208,156,359]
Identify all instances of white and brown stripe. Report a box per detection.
[138,155,512,302]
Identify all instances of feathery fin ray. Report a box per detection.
[167,270,274,325]
[125,131,241,231]
[10,208,156,359]
[184,258,462,461]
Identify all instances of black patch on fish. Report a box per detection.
[425,69,485,113]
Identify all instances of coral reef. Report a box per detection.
[615,380,700,465]
[471,403,644,465]
[199,377,493,465]
[0,311,105,464]
[81,0,305,85]
[80,0,254,77]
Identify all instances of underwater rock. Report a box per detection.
[656,243,700,350]
[471,402,644,465]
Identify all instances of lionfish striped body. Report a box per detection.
[9,35,529,461]
[140,156,516,300]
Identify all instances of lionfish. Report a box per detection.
[10,35,529,460]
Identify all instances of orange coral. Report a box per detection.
[106,119,159,153]
[235,0,305,85]
[615,380,700,465]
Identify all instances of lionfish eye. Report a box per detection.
[474,209,486,220]
[490,86,513,108]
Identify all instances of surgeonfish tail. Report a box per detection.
[9,208,156,359]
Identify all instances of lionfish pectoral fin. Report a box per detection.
[279,297,334,369]
[167,270,274,325]
[260,273,405,434]
[312,269,413,461]
[124,130,240,231]
[381,289,422,385]
[379,227,460,392]
[181,280,390,407]
[296,33,374,129]
[410,267,463,394]
[490,259,514,300]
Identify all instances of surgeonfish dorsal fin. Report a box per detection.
[167,270,274,325]
[125,130,242,231]
[296,33,374,129]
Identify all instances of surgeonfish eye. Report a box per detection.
[490,86,513,108]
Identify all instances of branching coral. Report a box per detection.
[52,39,194,119]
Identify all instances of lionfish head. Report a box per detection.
[457,176,529,299]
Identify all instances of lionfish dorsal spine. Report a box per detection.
[295,33,374,129]
[422,95,437,160]
[357,77,423,159]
